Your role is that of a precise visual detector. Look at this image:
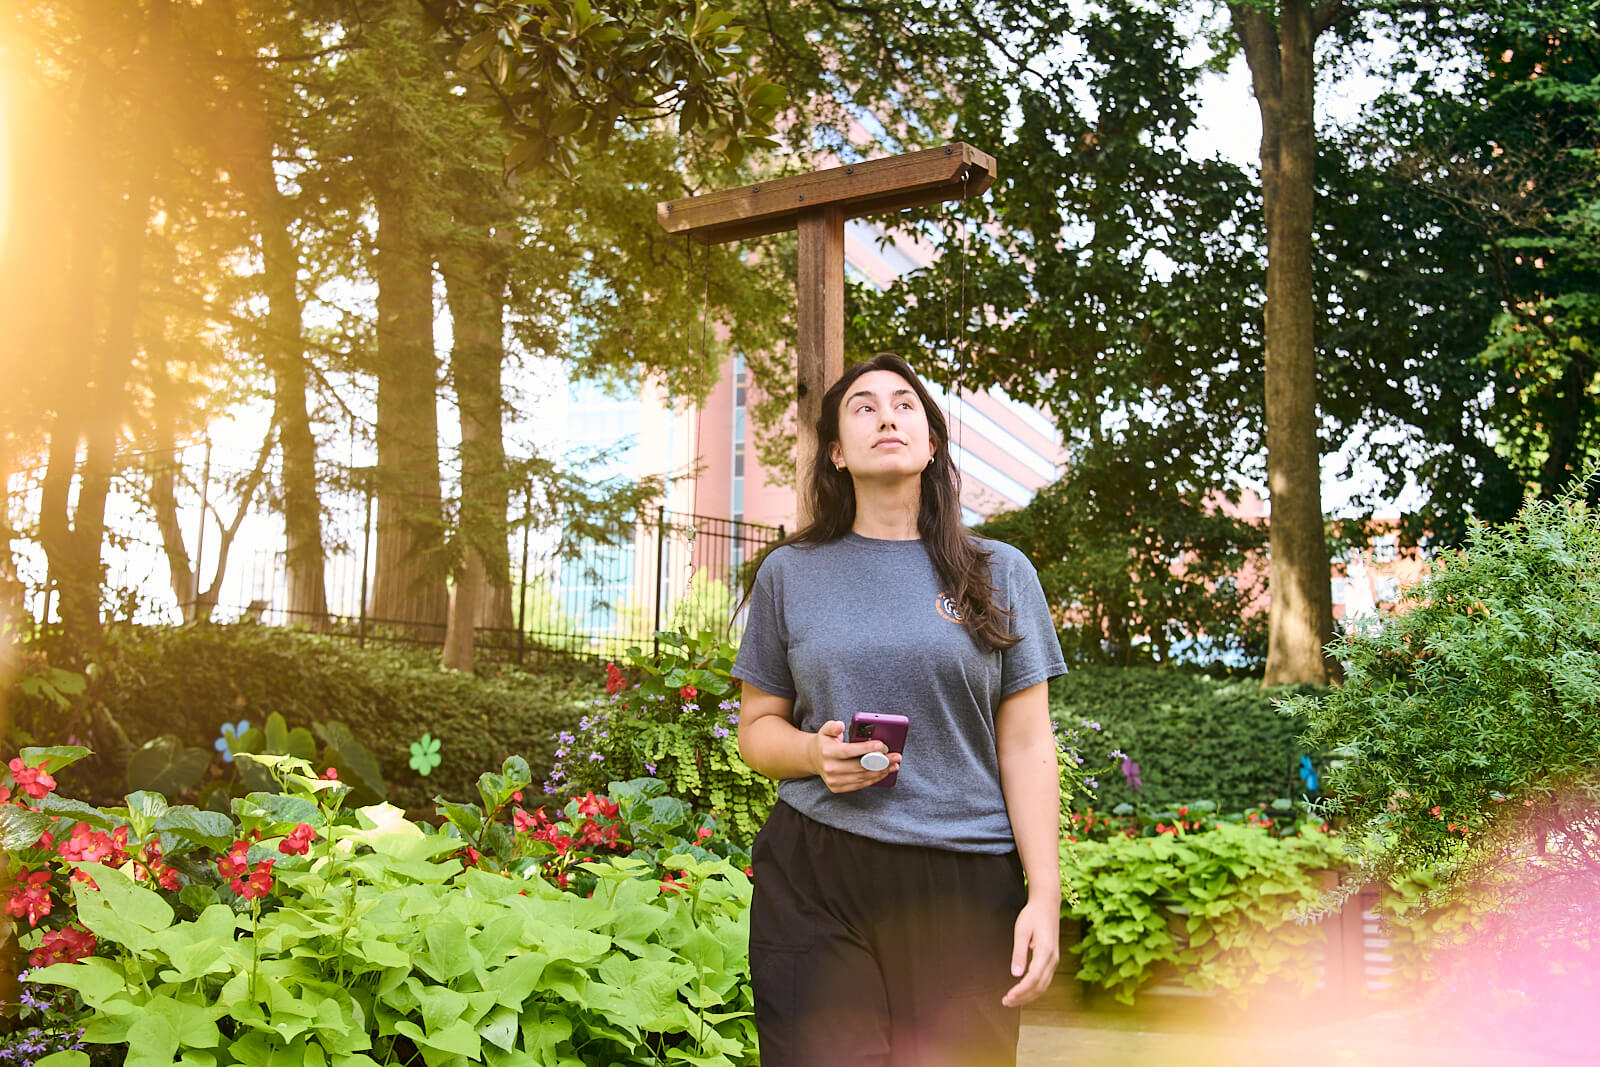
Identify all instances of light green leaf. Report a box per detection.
[20,745,92,774]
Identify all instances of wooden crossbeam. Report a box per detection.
[659,143,997,245]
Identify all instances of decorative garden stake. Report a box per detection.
[658,144,997,521]
[408,732,443,776]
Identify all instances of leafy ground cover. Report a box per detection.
[1,747,755,1066]
[1061,815,1342,1004]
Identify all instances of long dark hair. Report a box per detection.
[748,352,1019,652]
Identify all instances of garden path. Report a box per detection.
[1018,983,1583,1066]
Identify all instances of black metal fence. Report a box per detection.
[5,444,784,664]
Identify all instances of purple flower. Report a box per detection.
[1086,778,1098,790]
[588,753,604,762]
[712,726,729,739]
[645,762,657,775]
[726,713,739,725]
[1120,756,1143,791]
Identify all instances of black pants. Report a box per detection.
[749,801,1027,1067]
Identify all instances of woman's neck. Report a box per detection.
[850,478,921,540]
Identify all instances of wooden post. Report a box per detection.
[795,206,844,524]
[658,143,997,508]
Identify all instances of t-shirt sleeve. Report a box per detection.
[999,550,1067,697]
[733,562,796,699]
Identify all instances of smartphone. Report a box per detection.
[848,712,910,788]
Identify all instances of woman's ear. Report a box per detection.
[828,442,844,470]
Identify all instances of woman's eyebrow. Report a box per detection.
[845,388,916,405]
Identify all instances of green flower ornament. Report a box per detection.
[408,732,442,776]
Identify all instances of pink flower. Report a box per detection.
[8,758,56,800]
[278,823,315,856]
[680,685,698,702]
[6,870,53,927]
[56,823,116,864]
[660,870,689,894]
[232,859,275,900]
[514,807,542,835]
[604,663,626,696]
[216,841,252,879]
[30,925,97,968]
[696,827,712,841]
[320,767,340,781]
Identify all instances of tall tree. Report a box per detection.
[1228,0,1347,683]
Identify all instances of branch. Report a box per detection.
[201,423,279,604]
[215,43,360,65]
[1311,0,1351,37]
[1228,2,1282,107]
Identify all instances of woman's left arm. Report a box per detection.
[994,679,1061,1008]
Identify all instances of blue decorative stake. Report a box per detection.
[1298,755,1320,793]
[215,720,250,763]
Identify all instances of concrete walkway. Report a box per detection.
[1017,983,1589,1067]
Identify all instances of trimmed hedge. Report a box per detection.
[1052,665,1326,811]
[11,624,598,809]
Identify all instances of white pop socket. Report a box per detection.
[859,751,890,772]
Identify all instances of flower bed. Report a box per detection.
[2,748,756,1066]
[1062,816,1344,1004]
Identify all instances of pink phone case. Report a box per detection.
[848,712,910,788]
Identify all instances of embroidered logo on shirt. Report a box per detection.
[936,592,965,623]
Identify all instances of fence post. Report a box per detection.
[517,487,531,667]
[358,471,373,648]
[653,505,666,658]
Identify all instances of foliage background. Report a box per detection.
[1052,667,1324,812]
[7,626,599,810]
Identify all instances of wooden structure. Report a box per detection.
[658,143,997,518]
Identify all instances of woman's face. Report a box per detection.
[828,369,936,481]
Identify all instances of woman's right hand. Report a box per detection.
[810,720,902,793]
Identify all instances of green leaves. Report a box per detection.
[1064,824,1341,1004]
[126,736,211,798]
[1293,474,1600,888]
[477,755,532,814]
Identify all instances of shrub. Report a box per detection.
[4,748,757,1067]
[1289,481,1600,876]
[1063,822,1342,1004]
[551,632,777,842]
[1052,666,1325,812]
[7,624,598,809]
[1287,479,1600,1058]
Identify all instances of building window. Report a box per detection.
[1374,535,1398,563]
[1331,577,1348,605]
[1376,576,1400,602]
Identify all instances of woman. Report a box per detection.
[734,353,1066,1067]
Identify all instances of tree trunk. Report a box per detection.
[368,179,449,637]
[1233,0,1337,686]
[256,172,328,629]
[440,241,513,671]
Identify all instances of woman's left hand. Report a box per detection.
[1001,896,1060,1008]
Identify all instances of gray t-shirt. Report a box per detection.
[733,532,1066,853]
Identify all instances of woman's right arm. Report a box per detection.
[737,682,900,792]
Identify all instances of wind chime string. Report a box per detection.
[680,235,713,603]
